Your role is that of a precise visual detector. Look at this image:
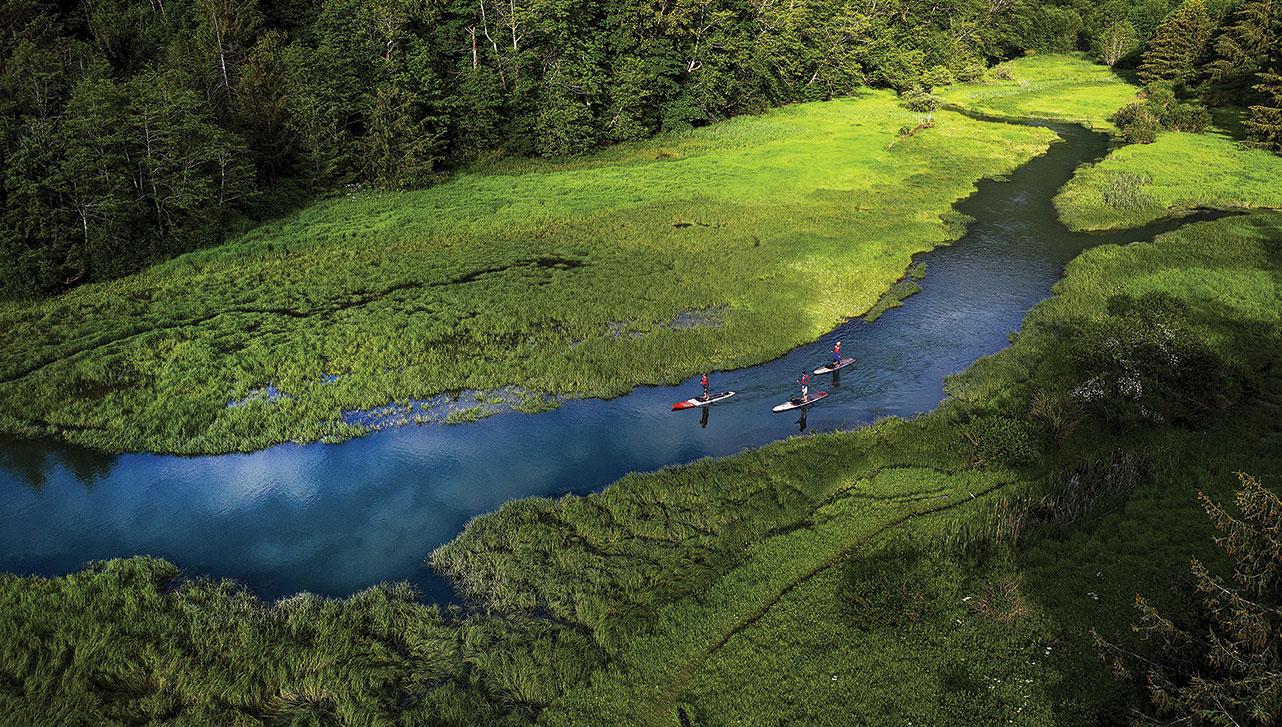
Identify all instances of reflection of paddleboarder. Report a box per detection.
[797,371,810,401]
[701,373,710,400]
[832,341,842,366]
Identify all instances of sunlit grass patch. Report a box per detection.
[940,54,1137,130]
[1054,131,1282,230]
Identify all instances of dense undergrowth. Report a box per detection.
[0,92,1054,454]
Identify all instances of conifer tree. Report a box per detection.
[1094,473,1282,726]
[1206,0,1281,104]
[1246,69,1282,151]
[360,84,439,189]
[1138,0,1215,85]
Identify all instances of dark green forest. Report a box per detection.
[2,0,1279,299]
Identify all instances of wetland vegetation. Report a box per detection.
[6,205,1278,724]
[2,0,1281,721]
[0,94,1055,454]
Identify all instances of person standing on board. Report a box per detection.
[832,340,842,367]
[797,371,810,401]
[701,373,710,400]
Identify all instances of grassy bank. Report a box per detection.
[7,211,1278,726]
[0,558,604,725]
[938,54,1137,130]
[0,94,1053,454]
[1054,128,1282,230]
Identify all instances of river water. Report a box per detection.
[0,121,1214,602]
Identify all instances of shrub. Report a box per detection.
[1112,102,1163,144]
[922,65,955,90]
[1112,83,1212,144]
[956,63,986,83]
[1066,292,1250,431]
[899,85,942,113]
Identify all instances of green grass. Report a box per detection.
[654,213,1282,727]
[0,558,604,725]
[1054,129,1282,230]
[938,54,1138,130]
[0,93,1054,454]
[863,276,923,322]
[4,210,1278,727]
[427,213,1280,727]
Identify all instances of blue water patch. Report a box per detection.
[341,387,556,429]
[226,384,288,408]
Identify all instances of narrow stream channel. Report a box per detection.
[0,121,1221,602]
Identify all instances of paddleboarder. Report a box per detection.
[797,371,810,401]
[701,373,710,400]
[832,341,842,366]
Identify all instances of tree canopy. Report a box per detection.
[2,0,1279,299]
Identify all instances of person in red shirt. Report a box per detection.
[832,340,842,366]
[797,371,810,401]
[701,373,710,400]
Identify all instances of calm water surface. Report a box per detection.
[0,122,1218,602]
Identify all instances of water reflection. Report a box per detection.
[0,438,116,492]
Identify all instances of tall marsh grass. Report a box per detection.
[0,94,1053,454]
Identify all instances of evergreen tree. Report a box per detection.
[1246,69,1282,151]
[80,0,175,73]
[1205,0,1282,104]
[3,116,74,290]
[360,84,439,189]
[535,86,598,156]
[1094,473,1282,726]
[234,30,293,181]
[1138,0,1215,85]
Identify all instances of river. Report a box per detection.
[0,120,1216,602]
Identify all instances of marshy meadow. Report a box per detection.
[1,1,1280,723]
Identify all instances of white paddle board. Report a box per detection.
[772,391,829,412]
[814,357,856,375]
[672,391,735,410]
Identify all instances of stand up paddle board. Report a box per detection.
[672,391,735,410]
[814,357,856,375]
[772,391,829,412]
